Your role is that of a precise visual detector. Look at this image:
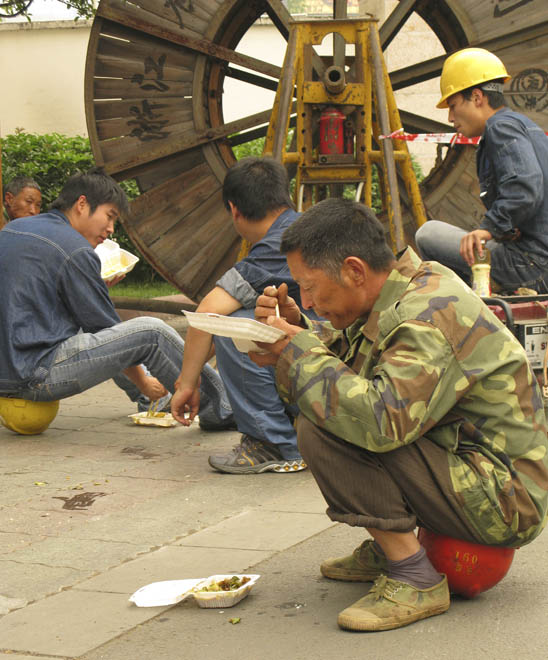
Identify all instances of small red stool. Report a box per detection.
[418,528,516,599]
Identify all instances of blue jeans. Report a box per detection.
[13,317,232,426]
[214,308,301,460]
[415,220,548,294]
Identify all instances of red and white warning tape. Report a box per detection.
[379,129,480,145]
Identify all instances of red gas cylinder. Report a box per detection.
[319,107,345,155]
[418,528,516,599]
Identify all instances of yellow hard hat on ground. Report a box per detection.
[437,47,511,108]
[0,397,59,435]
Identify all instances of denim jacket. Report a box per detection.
[216,208,303,308]
[0,210,120,391]
[478,107,548,264]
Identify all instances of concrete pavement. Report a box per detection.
[1,378,548,659]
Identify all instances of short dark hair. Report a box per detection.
[3,176,41,198]
[222,156,294,220]
[50,167,129,215]
[280,198,395,279]
[461,82,507,110]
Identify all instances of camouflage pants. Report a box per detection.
[297,415,485,543]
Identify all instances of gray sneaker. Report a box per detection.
[208,435,307,474]
[321,539,388,582]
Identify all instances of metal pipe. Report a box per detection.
[323,65,346,95]
[369,26,406,253]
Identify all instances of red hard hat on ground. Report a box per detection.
[418,527,516,599]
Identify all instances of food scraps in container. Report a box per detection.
[197,576,251,592]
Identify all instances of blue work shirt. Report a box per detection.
[478,107,548,264]
[216,207,303,308]
[0,210,120,391]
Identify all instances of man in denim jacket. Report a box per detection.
[0,168,232,428]
[416,48,548,294]
[171,157,310,474]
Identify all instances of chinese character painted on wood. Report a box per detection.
[127,100,171,141]
[164,0,194,29]
[131,55,170,93]
[510,68,548,113]
[493,0,534,18]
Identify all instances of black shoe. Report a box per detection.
[208,435,307,474]
[199,416,238,432]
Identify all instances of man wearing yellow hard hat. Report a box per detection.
[415,47,548,294]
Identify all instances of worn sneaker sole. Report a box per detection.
[320,563,381,582]
[337,601,449,631]
[208,458,307,474]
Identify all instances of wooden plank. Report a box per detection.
[85,18,105,166]
[195,237,241,301]
[93,96,192,121]
[99,123,196,165]
[94,56,192,83]
[98,0,206,41]
[150,190,237,295]
[96,0,282,79]
[133,147,206,193]
[129,0,210,34]
[130,162,217,242]
[99,108,273,175]
[94,59,194,85]
[95,37,196,81]
[96,26,197,69]
[453,0,548,43]
[93,77,192,99]
[171,208,238,297]
[96,114,194,141]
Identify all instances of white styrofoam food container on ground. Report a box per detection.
[95,238,139,283]
[129,574,260,608]
[128,412,178,427]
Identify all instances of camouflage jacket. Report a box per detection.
[276,248,548,546]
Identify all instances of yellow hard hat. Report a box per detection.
[0,397,59,435]
[437,47,510,108]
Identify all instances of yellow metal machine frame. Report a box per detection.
[263,18,427,253]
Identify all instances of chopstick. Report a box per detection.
[271,284,280,319]
[147,399,160,417]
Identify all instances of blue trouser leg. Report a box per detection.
[213,308,301,460]
[415,220,548,293]
[17,317,232,425]
[415,221,472,283]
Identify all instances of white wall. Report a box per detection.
[0,20,91,136]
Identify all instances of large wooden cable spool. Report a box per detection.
[84,0,548,300]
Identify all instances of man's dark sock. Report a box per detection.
[386,546,443,589]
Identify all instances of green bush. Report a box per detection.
[2,131,94,207]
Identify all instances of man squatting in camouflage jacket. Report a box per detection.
[251,197,548,633]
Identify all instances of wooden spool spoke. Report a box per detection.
[379,0,418,49]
